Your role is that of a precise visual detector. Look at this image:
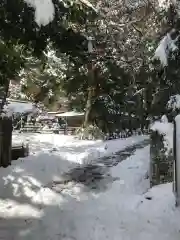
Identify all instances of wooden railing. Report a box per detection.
[19,124,78,135]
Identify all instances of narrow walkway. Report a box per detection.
[49,139,149,193]
[2,136,180,240]
[40,144,178,240]
[38,144,152,240]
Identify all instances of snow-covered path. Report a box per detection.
[41,144,179,240]
[12,133,148,164]
[0,134,180,239]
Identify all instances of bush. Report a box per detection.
[150,129,173,187]
[75,124,105,140]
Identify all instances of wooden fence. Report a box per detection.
[19,124,150,138]
[19,124,78,135]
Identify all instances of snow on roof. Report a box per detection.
[48,111,63,114]
[56,111,84,117]
[154,33,178,66]
[167,94,180,110]
[4,100,37,114]
[36,115,55,121]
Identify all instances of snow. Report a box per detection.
[157,0,174,10]
[79,0,97,12]
[24,0,55,26]
[36,115,55,121]
[174,114,180,205]
[161,114,168,123]
[56,111,84,117]
[1,135,180,239]
[167,94,180,110]
[151,120,172,136]
[23,0,97,26]
[12,133,148,164]
[4,100,36,114]
[172,0,180,18]
[151,120,173,155]
[154,33,178,66]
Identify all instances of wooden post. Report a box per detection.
[0,115,12,167]
[174,115,180,206]
[173,119,177,202]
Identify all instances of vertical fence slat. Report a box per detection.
[174,115,180,206]
[173,119,177,202]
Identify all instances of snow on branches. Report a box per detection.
[154,33,178,66]
[23,0,96,26]
[167,94,180,110]
[24,0,55,26]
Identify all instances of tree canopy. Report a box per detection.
[2,0,180,134]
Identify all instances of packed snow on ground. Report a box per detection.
[12,132,148,165]
[0,139,179,240]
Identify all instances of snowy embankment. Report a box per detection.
[0,137,180,239]
[12,133,148,165]
[0,135,148,226]
[67,146,179,240]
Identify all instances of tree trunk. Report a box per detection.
[0,116,12,167]
[84,61,94,127]
[0,79,10,113]
[84,87,93,127]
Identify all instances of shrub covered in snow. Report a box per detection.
[167,94,180,113]
[154,33,178,66]
[154,30,179,66]
[76,125,105,140]
[151,117,173,155]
